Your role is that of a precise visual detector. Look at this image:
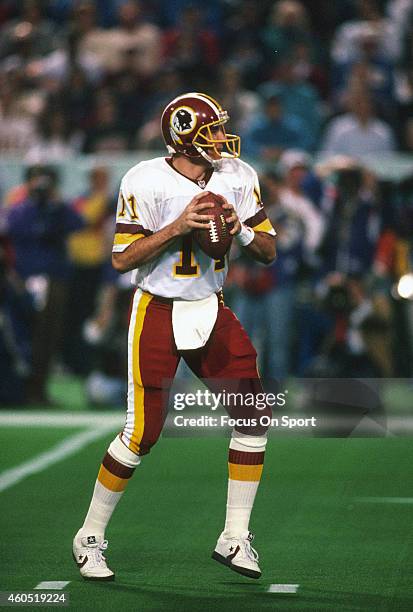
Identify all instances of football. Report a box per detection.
[193,192,234,259]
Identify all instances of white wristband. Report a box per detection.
[235,223,255,247]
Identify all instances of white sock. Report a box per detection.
[81,481,123,538]
[223,431,267,538]
[224,480,260,537]
[79,435,140,538]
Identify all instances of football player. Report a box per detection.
[73,93,276,581]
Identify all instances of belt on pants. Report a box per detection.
[141,290,224,306]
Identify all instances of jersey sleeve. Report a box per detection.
[238,166,276,236]
[112,174,155,253]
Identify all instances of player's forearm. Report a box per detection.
[112,222,181,273]
[243,232,276,265]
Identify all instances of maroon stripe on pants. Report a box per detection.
[228,449,265,465]
[136,300,179,455]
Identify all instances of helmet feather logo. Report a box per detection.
[171,106,196,135]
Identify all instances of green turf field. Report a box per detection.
[1,407,413,612]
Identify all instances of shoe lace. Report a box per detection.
[92,540,108,564]
[244,533,259,562]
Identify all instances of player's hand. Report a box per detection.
[221,199,241,235]
[172,192,215,235]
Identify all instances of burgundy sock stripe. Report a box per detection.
[228,449,265,465]
[102,452,135,479]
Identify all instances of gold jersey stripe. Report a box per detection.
[113,233,145,246]
[97,464,129,492]
[253,218,274,233]
[228,462,263,482]
[129,292,153,453]
[253,187,261,204]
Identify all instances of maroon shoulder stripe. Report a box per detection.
[228,449,265,465]
[115,223,153,236]
[244,208,267,228]
[102,452,135,479]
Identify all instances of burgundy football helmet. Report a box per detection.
[161,92,240,162]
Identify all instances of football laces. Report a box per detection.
[209,219,219,243]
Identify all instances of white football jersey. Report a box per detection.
[113,156,275,300]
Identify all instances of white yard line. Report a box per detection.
[385,417,413,431]
[0,425,117,493]
[34,582,70,590]
[0,411,123,428]
[357,497,413,504]
[267,584,299,594]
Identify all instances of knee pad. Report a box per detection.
[108,435,141,468]
[230,430,267,453]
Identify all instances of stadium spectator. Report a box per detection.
[258,58,323,150]
[276,150,325,251]
[162,5,219,85]
[63,166,114,375]
[320,90,396,157]
[296,158,395,374]
[222,1,265,89]
[27,23,104,86]
[213,64,262,133]
[233,151,325,379]
[224,37,265,91]
[288,40,329,99]
[135,68,187,150]
[70,1,108,74]
[261,0,314,63]
[0,234,34,405]
[136,102,167,151]
[4,164,39,208]
[223,0,265,57]
[0,63,45,122]
[83,272,133,406]
[55,65,95,138]
[331,26,396,118]
[98,0,162,77]
[242,95,306,161]
[159,0,224,30]
[331,0,401,64]
[113,55,150,134]
[397,18,413,150]
[387,0,413,41]
[308,272,393,378]
[6,165,84,404]
[319,163,384,276]
[135,67,184,134]
[0,81,37,155]
[0,0,57,61]
[82,92,128,153]
[26,106,79,162]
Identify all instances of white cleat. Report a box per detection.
[72,531,115,581]
[212,531,261,579]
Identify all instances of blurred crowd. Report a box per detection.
[0,0,413,405]
[1,0,413,158]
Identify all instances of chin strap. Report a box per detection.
[168,144,225,168]
[197,146,226,168]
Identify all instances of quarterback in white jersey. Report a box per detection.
[73,92,276,582]
[112,156,274,300]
